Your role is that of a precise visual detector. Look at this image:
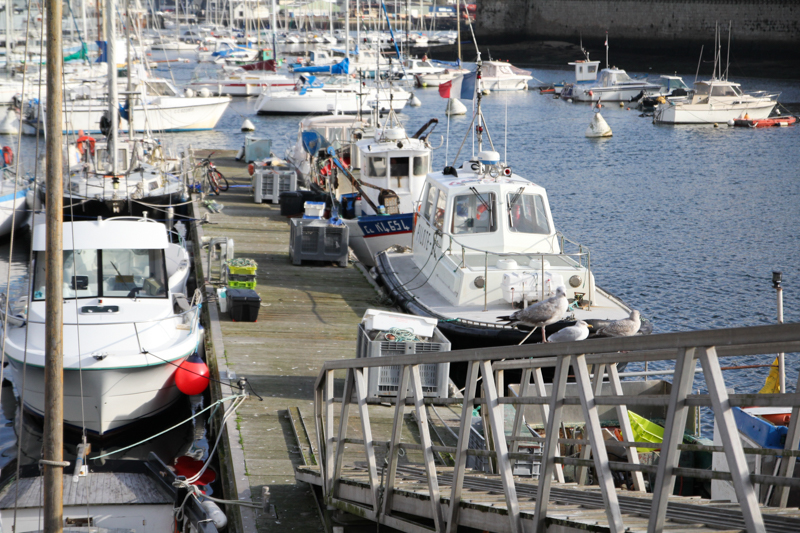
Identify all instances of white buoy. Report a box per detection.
[482,88,491,96]
[727,119,735,127]
[445,97,467,116]
[241,118,255,132]
[409,94,422,107]
[200,500,228,530]
[585,112,612,138]
[184,88,195,98]
[198,88,211,98]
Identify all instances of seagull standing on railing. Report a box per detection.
[497,286,569,345]
[547,320,592,343]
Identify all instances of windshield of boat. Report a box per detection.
[507,193,550,234]
[32,249,168,301]
[145,81,177,97]
[711,84,742,96]
[452,191,497,234]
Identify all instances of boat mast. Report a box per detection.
[271,0,276,60]
[44,0,66,528]
[105,0,119,174]
[126,0,134,134]
[456,0,460,66]
[5,0,12,70]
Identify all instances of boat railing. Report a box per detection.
[443,232,593,309]
[15,303,200,330]
[312,322,800,533]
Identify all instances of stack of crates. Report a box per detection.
[356,309,450,399]
[253,165,297,204]
[226,260,257,289]
[289,218,348,268]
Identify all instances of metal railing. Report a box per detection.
[313,322,800,533]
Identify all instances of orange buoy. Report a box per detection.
[2,146,12,165]
[175,353,210,395]
[248,163,255,176]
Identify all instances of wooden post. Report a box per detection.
[44,0,65,528]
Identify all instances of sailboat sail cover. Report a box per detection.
[293,58,350,75]
[302,131,331,155]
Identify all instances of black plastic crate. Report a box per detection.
[227,288,261,322]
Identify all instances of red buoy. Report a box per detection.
[175,353,210,395]
[174,456,217,485]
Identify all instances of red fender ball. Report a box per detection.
[175,353,210,395]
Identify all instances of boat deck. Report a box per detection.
[296,463,800,533]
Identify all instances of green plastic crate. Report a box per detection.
[227,265,257,276]
[228,280,257,290]
[628,410,664,453]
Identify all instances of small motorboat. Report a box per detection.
[733,115,796,128]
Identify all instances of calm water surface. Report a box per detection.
[0,61,797,448]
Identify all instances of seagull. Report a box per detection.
[497,286,569,345]
[594,310,641,338]
[547,320,592,343]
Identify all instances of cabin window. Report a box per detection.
[507,193,550,234]
[694,84,710,96]
[32,249,168,300]
[367,156,387,178]
[413,155,429,176]
[434,189,448,230]
[578,66,583,74]
[422,184,436,221]
[451,192,496,234]
[389,156,410,181]
[710,85,740,97]
[588,65,597,73]
[146,82,176,97]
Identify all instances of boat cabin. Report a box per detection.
[410,152,596,309]
[356,126,430,214]
[691,80,743,104]
[568,59,601,83]
[657,75,690,94]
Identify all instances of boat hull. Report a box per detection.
[344,213,414,267]
[733,116,796,128]
[654,101,776,124]
[8,353,192,435]
[0,188,28,237]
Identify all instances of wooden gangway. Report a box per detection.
[300,323,800,533]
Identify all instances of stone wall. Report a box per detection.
[477,0,799,50]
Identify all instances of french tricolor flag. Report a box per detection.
[438,72,477,100]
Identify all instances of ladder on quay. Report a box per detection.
[296,322,800,533]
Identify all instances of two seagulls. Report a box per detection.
[497,286,641,344]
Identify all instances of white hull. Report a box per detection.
[8,353,192,434]
[151,42,198,51]
[572,86,654,102]
[0,188,28,236]
[481,77,530,91]
[188,78,295,96]
[28,96,231,133]
[256,90,370,115]
[654,101,776,124]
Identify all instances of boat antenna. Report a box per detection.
[504,89,508,165]
[724,20,731,81]
[694,45,703,84]
[460,0,480,62]
[604,31,609,69]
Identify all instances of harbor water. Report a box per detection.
[0,59,797,458]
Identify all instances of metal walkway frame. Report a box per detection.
[311,322,800,533]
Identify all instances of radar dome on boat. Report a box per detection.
[383,127,406,140]
[478,150,500,166]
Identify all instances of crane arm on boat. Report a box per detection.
[326,146,381,214]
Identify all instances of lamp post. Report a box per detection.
[772,271,784,393]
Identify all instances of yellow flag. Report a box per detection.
[759,357,781,394]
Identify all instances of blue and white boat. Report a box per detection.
[0,164,30,237]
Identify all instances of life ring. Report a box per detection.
[76,135,96,156]
[2,146,12,166]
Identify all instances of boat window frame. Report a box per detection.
[506,192,551,235]
[450,191,497,235]
[434,188,448,230]
[413,154,429,176]
[367,155,387,178]
[422,183,436,221]
[31,248,170,301]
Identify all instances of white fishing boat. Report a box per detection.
[479,60,532,91]
[563,66,661,102]
[255,84,372,115]
[415,66,471,88]
[374,69,646,350]
[3,218,203,435]
[653,79,778,124]
[554,56,601,95]
[393,57,445,80]
[340,117,435,267]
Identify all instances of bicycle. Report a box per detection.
[197,154,229,195]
